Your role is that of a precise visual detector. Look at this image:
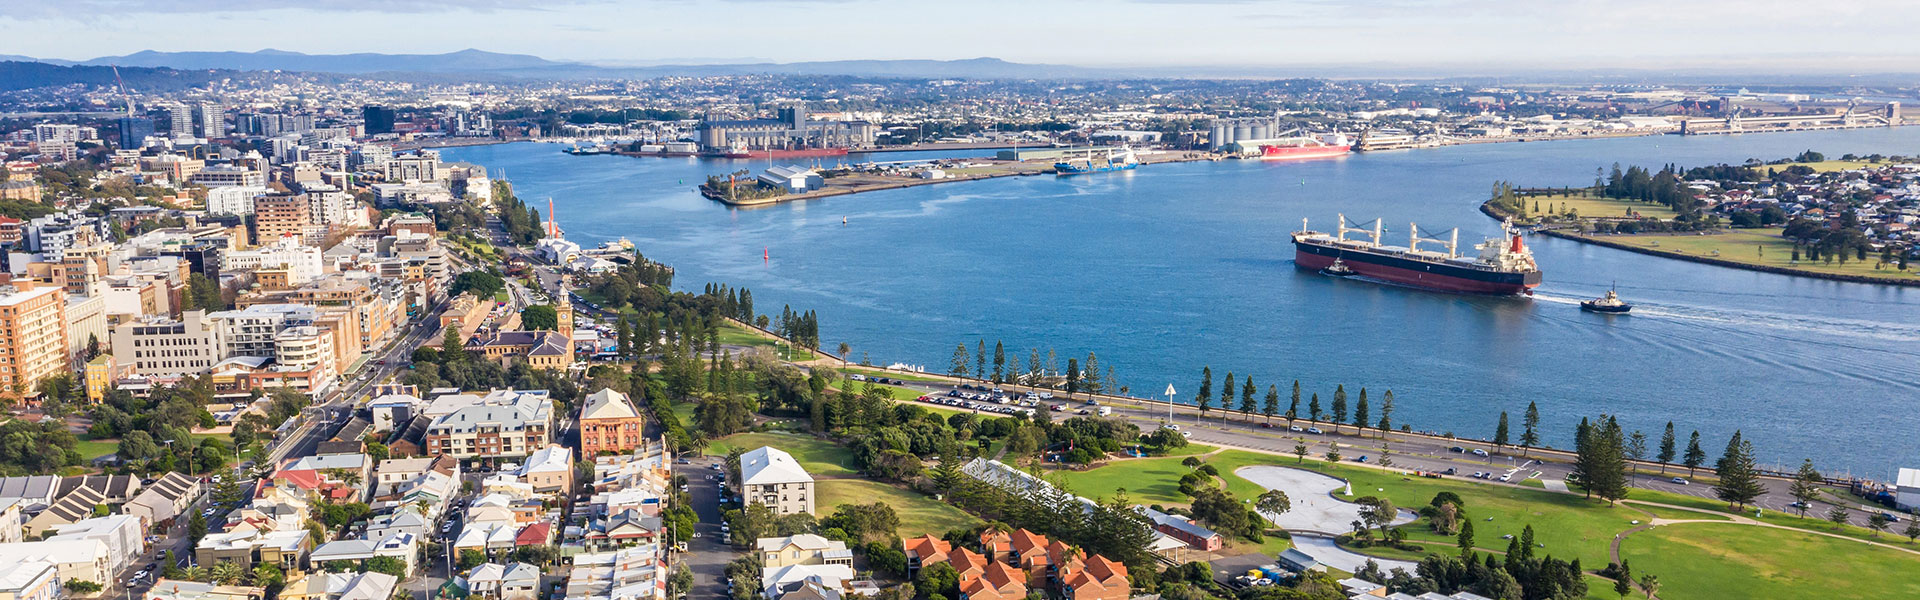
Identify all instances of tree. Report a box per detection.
[1520,401,1540,453]
[1456,520,1474,558]
[520,304,559,330]
[1308,393,1321,424]
[1612,561,1633,599]
[1868,513,1892,537]
[1657,422,1677,474]
[1324,442,1341,463]
[458,549,488,570]
[1638,574,1660,599]
[991,341,1005,383]
[1287,380,1301,427]
[1221,372,1235,419]
[1255,489,1291,519]
[1579,417,1629,506]
[64,581,102,595]
[1262,385,1279,424]
[1625,431,1648,478]
[1493,412,1510,449]
[1292,443,1308,463]
[975,340,986,383]
[1825,505,1851,529]
[210,562,244,585]
[1712,431,1763,510]
[1354,496,1395,538]
[1239,375,1256,419]
[1902,520,1920,543]
[1377,390,1394,434]
[1682,431,1706,476]
[1330,385,1348,433]
[1353,388,1369,434]
[1194,367,1213,417]
[1788,459,1822,518]
[189,512,207,541]
[949,345,969,378]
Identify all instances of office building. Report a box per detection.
[111,309,225,378]
[118,117,154,149]
[196,101,224,139]
[362,106,396,135]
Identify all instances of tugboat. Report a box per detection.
[1581,286,1633,314]
[1319,257,1355,277]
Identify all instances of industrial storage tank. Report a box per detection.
[1233,125,1252,144]
[1251,124,1270,140]
[1211,124,1229,150]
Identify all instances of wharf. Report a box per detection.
[700,151,1215,207]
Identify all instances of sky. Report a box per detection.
[3,0,1917,72]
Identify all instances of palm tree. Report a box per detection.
[209,562,244,585]
[180,566,208,582]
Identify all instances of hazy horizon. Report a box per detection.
[5,0,1919,73]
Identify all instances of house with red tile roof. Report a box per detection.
[903,535,952,577]
[1059,555,1129,600]
[962,562,1028,600]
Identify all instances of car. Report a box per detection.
[1259,422,1274,428]
[1180,431,1192,438]
[1498,473,1512,482]
[1289,426,1303,432]
[1883,513,1903,523]
[1084,399,1099,405]
[848,374,867,382]
[1470,449,1489,457]
[1163,423,1181,431]
[1788,501,1811,509]
[1075,409,1091,415]
[1670,477,1689,485]
[1306,427,1323,434]
[1448,446,1466,453]
[1050,404,1065,412]
[1442,468,1457,475]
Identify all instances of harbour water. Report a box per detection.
[445,129,1920,477]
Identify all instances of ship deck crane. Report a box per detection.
[1407,223,1460,257]
[1335,214,1382,245]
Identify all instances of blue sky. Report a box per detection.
[3,0,1915,71]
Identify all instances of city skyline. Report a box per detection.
[5,0,1919,73]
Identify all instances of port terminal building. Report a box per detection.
[696,104,877,152]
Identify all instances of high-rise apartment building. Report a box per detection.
[251,195,311,243]
[0,280,70,399]
[195,101,224,139]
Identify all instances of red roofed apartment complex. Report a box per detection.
[908,529,1129,600]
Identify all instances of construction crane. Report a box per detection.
[110,65,135,117]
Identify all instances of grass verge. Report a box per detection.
[816,479,980,538]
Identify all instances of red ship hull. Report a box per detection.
[1260,144,1350,160]
[1295,250,1537,295]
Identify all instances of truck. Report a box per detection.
[1096,406,1112,416]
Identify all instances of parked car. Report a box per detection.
[1470,449,1489,457]
[1498,473,1513,482]
[1671,477,1689,485]
[1448,446,1466,453]
[1306,427,1323,434]
[1289,426,1303,432]
[1259,422,1274,428]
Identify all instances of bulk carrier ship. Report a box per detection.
[1292,215,1542,295]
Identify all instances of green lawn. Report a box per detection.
[76,439,117,461]
[1585,227,1918,280]
[717,323,783,350]
[1764,159,1881,173]
[1525,193,1679,220]
[816,479,980,537]
[705,432,858,476]
[1623,487,1896,544]
[1620,522,1920,600]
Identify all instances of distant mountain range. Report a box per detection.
[4,49,1918,86]
[4,49,1123,79]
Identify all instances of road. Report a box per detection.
[859,374,1892,529]
[680,454,734,599]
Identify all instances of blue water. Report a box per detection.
[446,130,1920,478]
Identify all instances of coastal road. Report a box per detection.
[860,374,1891,528]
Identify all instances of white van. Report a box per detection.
[1097,406,1112,416]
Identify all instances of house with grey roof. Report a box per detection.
[738,447,814,516]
